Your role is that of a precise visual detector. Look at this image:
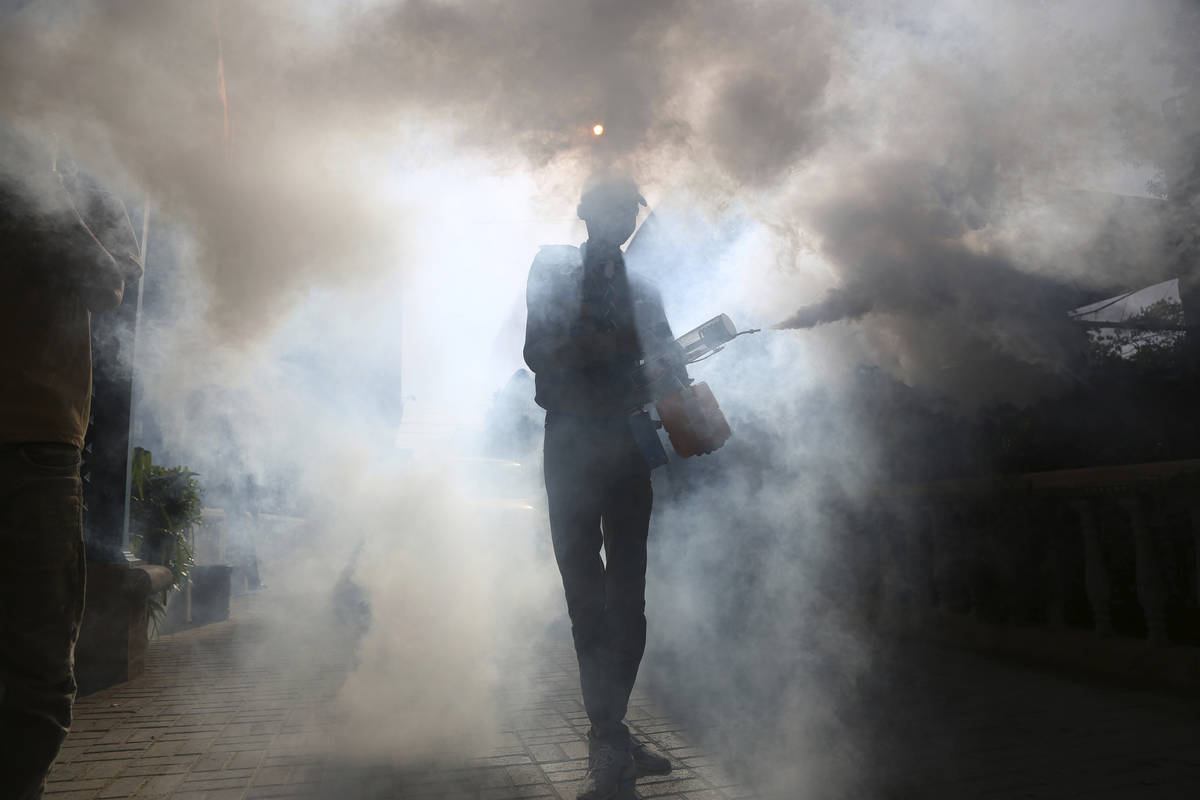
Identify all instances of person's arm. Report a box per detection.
[1,173,142,313]
[635,278,689,381]
[45,215,139,314]
[65,177,143,314]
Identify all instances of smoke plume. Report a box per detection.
[2,0,1196,796]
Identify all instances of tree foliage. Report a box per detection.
[1085,298,1187,368]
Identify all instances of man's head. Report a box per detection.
[577,172,645,247]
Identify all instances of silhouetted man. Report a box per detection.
[524,173,682,800]
[0,136,141,800]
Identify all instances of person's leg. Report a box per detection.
[543,415,616,740]
[599,435,673,778]
[0,443,86,800]
[598,435,652,727]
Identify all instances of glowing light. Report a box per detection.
[592,123,604,136]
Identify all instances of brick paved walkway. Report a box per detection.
[46,592,753,800]
[45,591,1200,799]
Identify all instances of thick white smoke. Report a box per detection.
[2,0,1195,795]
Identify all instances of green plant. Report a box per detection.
[129,447,204,599]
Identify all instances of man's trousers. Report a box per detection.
[0,443,86,800]
[543,412,652,748]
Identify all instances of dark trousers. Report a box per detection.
[0,443,85,800]
[543,412,652,748]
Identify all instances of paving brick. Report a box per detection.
[644,778,712,796]
[134,773,186,796]
[46,763,92,782]
[175,738,218,756]
[541,759,587,774]
[545,768,588,784]
[198,790,244,800]
[476,754,535,767]
[251,766,291,786]
[80,761,129,780]
[73,751,141,764]
[559,740,590,760]
[179,773,256,791]
[527,744,566,763]
[227,749,264,770]
[95,729,133,746]
[123,755,198,775]
[46,779,107,792]
[189,753,230,772]
[505,763,547,786]
[520,732,581,745]
[96,776,147,798]
[140,740,182,758]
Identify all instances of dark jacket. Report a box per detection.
[524,244,675,416]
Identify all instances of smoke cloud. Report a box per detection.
[3,0,1196,796]
[0,0,835,338]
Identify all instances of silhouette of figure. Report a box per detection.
[0,134,142,800]
[523,173,681,800]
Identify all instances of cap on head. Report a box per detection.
[577,172,646,220]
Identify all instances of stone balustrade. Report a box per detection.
[870,459,1200,650]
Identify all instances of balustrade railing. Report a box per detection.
[871,459,1200,649]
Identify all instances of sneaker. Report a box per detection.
[577,741,635,800]
[629,735,672,777]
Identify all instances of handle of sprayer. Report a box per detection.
[685,327,761,365]
[631,320,761,405]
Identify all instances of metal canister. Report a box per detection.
[655,381,732,457]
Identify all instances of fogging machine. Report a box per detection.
[629,314,758,465]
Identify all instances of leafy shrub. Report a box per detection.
[129,447,203,593]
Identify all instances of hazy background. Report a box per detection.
[2,0,1197,795]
